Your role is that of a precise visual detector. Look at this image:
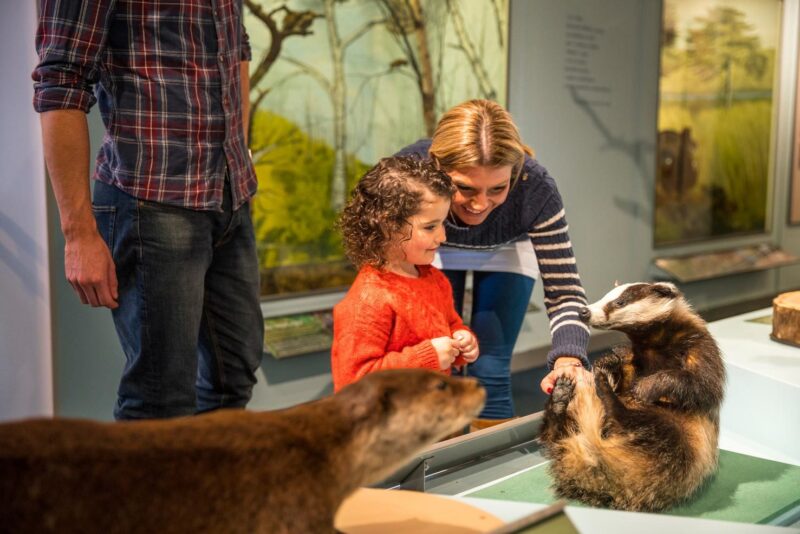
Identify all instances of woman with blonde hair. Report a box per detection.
[397,99,590,428]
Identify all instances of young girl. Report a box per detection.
[331,156,479,392]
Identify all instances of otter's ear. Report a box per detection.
[653,282,679,299]
[347,381,397,421]
[344,379,381,421]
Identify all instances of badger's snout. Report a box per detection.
[577,306,591,323]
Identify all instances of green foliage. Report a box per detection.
[660,6,774,96]
[686,7,765,79]
[656,100,770,244]
[249,109,371,273]
[706,101,769,234]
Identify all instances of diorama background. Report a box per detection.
[244,0,509,297]
[655,0,781,246]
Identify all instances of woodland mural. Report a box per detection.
[244,0,509,297]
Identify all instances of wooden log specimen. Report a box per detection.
[771,291,800,347]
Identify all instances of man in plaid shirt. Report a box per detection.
[33,0,264,420]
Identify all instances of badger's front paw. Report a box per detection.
[631,379,659,405]
[593,366,619,394]
[593,352,622,374]
[549,375,575,415]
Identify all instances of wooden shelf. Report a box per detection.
[652,243,799,283]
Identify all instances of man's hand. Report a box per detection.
[453,329,479,362]
[540,356,586,394]
[39,109,118,308]
[431,336,460,370]
[65,230,118,309]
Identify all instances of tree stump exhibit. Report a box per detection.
[771,291,800,347]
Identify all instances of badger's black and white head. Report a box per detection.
[578,282,688,331]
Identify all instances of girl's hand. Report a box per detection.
[540,356,586,394]
[431,336,460,370]
[453,329,479,362]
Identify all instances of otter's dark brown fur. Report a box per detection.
[0,369,485,533]
[539,282,725,512]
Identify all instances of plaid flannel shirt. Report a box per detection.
[32,0,257,210]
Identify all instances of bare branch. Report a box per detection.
[378,0,424,84]
[446,0,497,100]
[490,0,506,48]
[351,66,414,110]
[251,70,308,113]
[267,4,287,18]
[342,19,386,50]
[281,56,333,94]
[245,1,321,90]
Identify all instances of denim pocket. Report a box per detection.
[92,205,116,248]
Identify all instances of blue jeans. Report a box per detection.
[92,179,264,420]
[445,270,535,419]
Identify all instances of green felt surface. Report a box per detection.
[468,450,800,524]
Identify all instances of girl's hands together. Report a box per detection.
[453,329,479,363]
[431,336,460,370]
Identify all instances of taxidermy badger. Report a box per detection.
[539,282,725,512]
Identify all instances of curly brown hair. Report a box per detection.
[338,156,455,269]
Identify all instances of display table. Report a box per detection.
[711,308,800,466]
[377,308,800,532]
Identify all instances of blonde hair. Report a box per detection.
[430,99,533,181]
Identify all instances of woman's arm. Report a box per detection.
[527,192,591,370]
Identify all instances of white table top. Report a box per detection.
[708,307,800,388]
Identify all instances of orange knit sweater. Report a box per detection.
[331,264,470,391]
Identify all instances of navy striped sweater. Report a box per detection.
[397,139,590,369]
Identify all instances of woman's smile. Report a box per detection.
[447,165,512,225]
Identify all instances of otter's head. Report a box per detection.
[577,282,687,332]
[337,369,485,485]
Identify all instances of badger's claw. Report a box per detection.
[550,375,575,415]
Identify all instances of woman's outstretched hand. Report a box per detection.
[540,356,587,394]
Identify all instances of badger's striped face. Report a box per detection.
[582,283,680,330]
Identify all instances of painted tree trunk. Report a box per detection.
[410,0,436,137]
[325,0,348,212]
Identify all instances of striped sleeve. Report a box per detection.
[528,196,591,369]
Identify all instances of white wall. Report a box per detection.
[508,0,664,356]
[0,1,53,421]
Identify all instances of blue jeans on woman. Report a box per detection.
[444,270,535,420]
[92,179,264,420]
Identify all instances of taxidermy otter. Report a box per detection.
[0,369,485,534]
[539,282,725,512]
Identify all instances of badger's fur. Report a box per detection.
[539,282,725,512]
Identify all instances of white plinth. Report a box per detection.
[709,308,800,466]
